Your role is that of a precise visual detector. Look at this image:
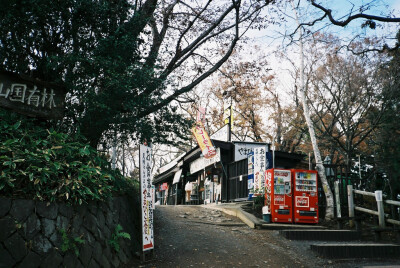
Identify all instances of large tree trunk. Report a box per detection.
[292,1,334,220]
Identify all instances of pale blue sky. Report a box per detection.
[246,0,400,47]
[325,0,399,17]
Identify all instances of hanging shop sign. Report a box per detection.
[189,148,221,174]
[140,144,154,251]
[196,107,206,125]
[0,70,66,119]
[191,121,217,159]
[223,105,233,125]
[234,142,268,162]
[210,124,229,142]
[172,169,183,184]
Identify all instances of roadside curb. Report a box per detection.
[201,203,326,230]
[201,204,259,229]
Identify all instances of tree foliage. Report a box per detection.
[367,33,400,198]
[0,0,270,148]
[305,35,390,171]
[206,50,272,142]
[0,109,131,204]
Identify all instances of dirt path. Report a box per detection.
[136,205,323,268]
[131,205,397,268]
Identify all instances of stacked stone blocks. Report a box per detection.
[0,196,136,268]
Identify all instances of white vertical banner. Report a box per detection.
[259,147,266,190]
[253,146,266,192]
[140,144,154,251]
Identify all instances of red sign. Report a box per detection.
[143,241,153,250]
[161,182,168,191]
[274,194,285,205]
[295,196,309,207]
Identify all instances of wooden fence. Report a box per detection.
[347,185,400,228]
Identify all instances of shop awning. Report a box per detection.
[172,169,183,184]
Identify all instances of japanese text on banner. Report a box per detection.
[140,145,154,251]
[191,121,217,159]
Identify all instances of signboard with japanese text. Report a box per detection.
[191,121,217,159]
[234,142,268,162]
[140,144,154,251]
[253,146,266,192]
[0,70,66,119]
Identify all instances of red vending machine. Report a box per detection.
[265,169,293,223]
[292,169,319,224]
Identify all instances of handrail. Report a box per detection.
[385,199,400,207]
[353,189,387,198]
[354,206,379,216]
[348,185,400,228]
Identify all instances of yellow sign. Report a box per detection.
[191,121,217,159]
[223,105,233,127]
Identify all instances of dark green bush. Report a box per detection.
[253,194,265,212]
[0,108,131,204]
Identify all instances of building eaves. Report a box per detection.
[153,165,180,184]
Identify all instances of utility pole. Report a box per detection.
[228,104,232,142]
[223,90,233,142]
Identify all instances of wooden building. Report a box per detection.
[153,140,304,205]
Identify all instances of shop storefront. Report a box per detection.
[153,140,305,205]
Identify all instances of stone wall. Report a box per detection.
[0,196,139,268]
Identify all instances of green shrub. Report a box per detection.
[253,194,265,212]
[0,108,131,204]
[108,224,131,252]
[59,228,85,256]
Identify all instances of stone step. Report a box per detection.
[279,229,361,241]
[310,243,400,259]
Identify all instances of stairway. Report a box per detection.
[279,229,361,241]
[310,243,400,259]
[279,229,400,259]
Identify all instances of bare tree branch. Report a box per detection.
[311,0,400,26]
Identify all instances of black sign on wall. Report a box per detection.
[0,70,66,119]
